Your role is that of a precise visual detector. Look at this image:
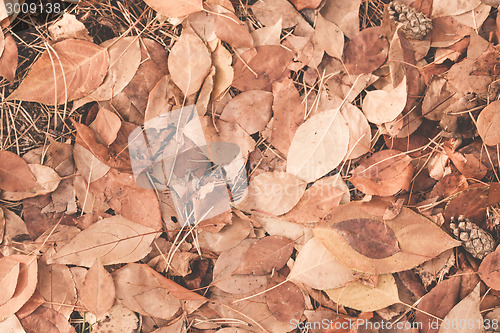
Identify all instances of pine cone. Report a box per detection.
[450,215,496,260]
[388,1,432,40]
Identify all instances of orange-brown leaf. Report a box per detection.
[0,32,17,82]
[7,39,109,105]
[344,27,388,75]
[0,151,38,192]
[80,259,115,317]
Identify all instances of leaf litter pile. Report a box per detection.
[4,0,500,331]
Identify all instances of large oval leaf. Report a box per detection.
[314,202,461,274]
[7,39,109,105]
[0,151,37,192]
[47,215,157,267]
[287,109,349,182]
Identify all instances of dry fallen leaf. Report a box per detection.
[344,27,389,75]
[80,259,115,318]
[349,149,415,196]
[213,5,253,49]
[287,108,350,182]
[232,46,293,91]
[143,0,202,18]
[320,0,361,38]
[0,32,17,82]
[362,76,407,125]
[219,90,273,134]
[91,107,122,146]
[168,27,211,96]
[289,237,357,290]
[47,215,157,267]
[314,202,461,274]
[20,306,76,333]
[477,100,500,146]
[48,13,92,42]
[314,13,344,59]
[0,257,19,305]
[0,255,37,321]
[0,151,38,192]
[236,172,306,215]
[1,164,61,201]
[265,274,305,324]
[7,39,109,105]
[232,235,294,275]
[325,274,400,312]
[113,263,205,319]
[438,283,482,333]
[478,245,500,290]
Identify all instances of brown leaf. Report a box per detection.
[80,259,115,317]
[439,283,482,333]
[168,27,211,96]
[344,27,389,75]
[90,168,163,230]
[314,202,461,274]
[1,164,61,201]
[314,14,344,59]
[443,141,488,179]
[48,13,92,42]
[479,245,500,290]
[0,32,17,82]
[233,235,294,275]
[214,5,253,49]
[37,261,76,319]
[47,215,157,267]
[20,306,76,333]
[232,45,293,91]
[113,263,206,319]
[71,120,131,172]
[320,0,361,39]
[219,90,273,134]
[332,218,400,259]
[0,255,38,321]
[143,0,202,18]
[236,172,306,216]
[349,149,414,196]
[265,274,304,323]
[289,0,321,10]
[0,257,19,306]
[0,151,37,192]
[477,100,500,146]
[91,107,122,146]
[7,39,109,105]
[269,78,304,154]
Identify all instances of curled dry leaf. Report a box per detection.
[438,283,482,333]
[219,90,273,134]
[314,202,461,274]
[289,237,357,290]
[47,215,157,267]
[168,27,211,96]
[325,274,400,312]
[197,214,252,253]
[236,172,306,215]
[477,100,500,146]
[0,255,37,321]
[80,259,115,318]
[232,235,294,275]
[113,263,206,320]
[287,108,350,182]
[1,164,61,201]
[343,27,389,75]
[143,0,202,18]
[48,13,92,42]
[232,45,293,91]
[7,39,109,105]
[332,218,401,259]
[0,151,38,192]
[349,149,414,196]
[0,32,17,82]
[443,141,488,179]
[362,76,407,125]
[91,107,122,146]
[478,245,500,290]
[211,42,234,100]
